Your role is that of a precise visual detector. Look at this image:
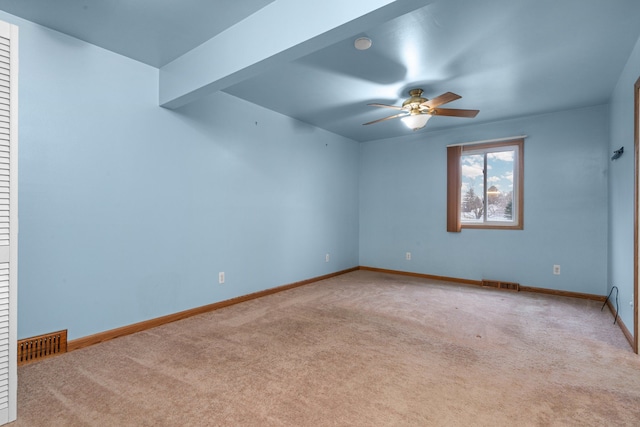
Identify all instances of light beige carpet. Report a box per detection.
[14,270,640,426]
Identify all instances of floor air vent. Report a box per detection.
[18,330,67,366]
[482,280,520,292]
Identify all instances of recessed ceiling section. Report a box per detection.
[2,0,640,142]
[224,0,640,142]
[0,0,275,67]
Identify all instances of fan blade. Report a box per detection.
[363,112,408,125]
[367,103,405,110]
[420,92,461,109]
[431,108,479,118]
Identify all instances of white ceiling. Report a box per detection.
[2,0,640,142]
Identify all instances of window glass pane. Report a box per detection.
[448,138,523,231]
[486,150,515,222]
[460,153,484,223]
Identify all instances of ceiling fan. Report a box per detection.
[363,88,479,130]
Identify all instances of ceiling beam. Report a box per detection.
[159,0,433,109]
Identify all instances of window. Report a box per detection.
[447,139,523,232]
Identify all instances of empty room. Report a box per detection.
[0,0,639,425]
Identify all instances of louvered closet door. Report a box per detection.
[0,19,17,426]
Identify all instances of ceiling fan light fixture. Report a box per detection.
[401,113,431,130]
[363,89,477,129]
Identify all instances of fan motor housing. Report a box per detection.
[402,89,427,110]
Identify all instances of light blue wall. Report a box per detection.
[4,8,631,343]
[7,13,360,340]
[609,34,640,332]
[360,105,609,295]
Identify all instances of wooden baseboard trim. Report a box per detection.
[358,266,607,302]
[63,266,621,352]
[68,267,358,352]
[358,266,483,286]
[606,299,634,349]
[519,285,606,302]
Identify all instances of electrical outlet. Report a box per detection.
[218,272,225,284]
[553,265,560,275]
[325,253,330,262]
[406,252,411,261]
